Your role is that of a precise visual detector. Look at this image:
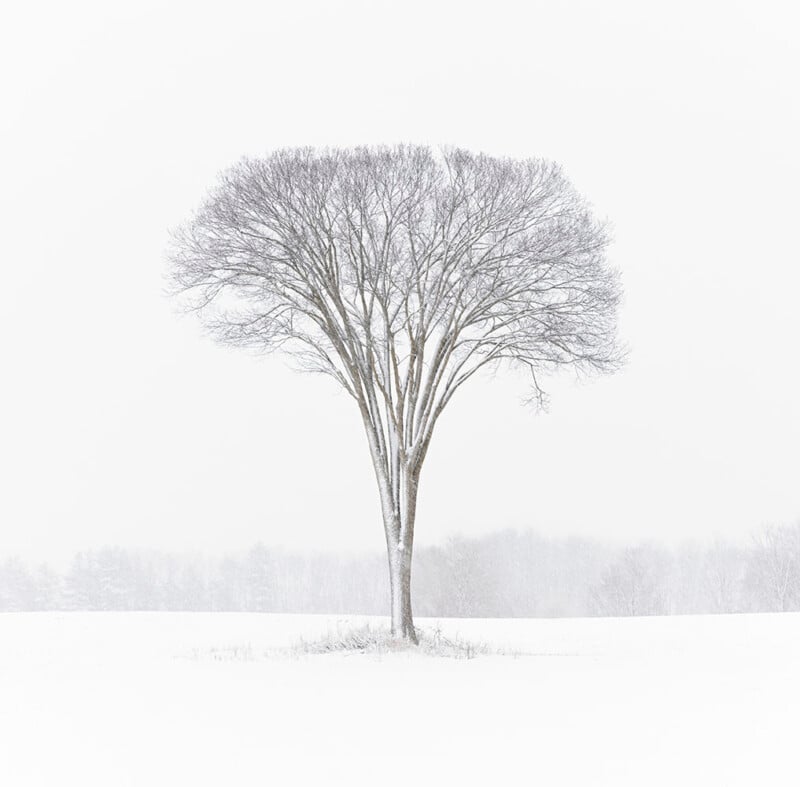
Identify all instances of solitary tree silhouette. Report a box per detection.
[168,145,623,641]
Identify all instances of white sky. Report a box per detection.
[1,0,798,564]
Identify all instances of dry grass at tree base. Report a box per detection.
[286,623,495,659]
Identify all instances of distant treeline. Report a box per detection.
[2,523,799,616]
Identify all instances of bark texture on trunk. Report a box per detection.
[388,546,416,642]
[384,474,419,643]
[363,409,423,644]
[377,461,420,644]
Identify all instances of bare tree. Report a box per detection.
[747,523,800,612]
[591,546,671,617]
[701,541,747,613]
[168,145,623,641]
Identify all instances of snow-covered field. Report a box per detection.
[1,612,797,786]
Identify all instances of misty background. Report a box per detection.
[1,3,798,578]
[3,522,800,616]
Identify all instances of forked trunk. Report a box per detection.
[363,417,422,644]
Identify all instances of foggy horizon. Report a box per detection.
[5,522,800,618]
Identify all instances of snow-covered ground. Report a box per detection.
[1,612,797,786]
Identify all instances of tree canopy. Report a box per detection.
[170,145,622,470]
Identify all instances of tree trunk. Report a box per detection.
[378,464,419,644]
[388,544,416,642]
[363,418,421,644]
